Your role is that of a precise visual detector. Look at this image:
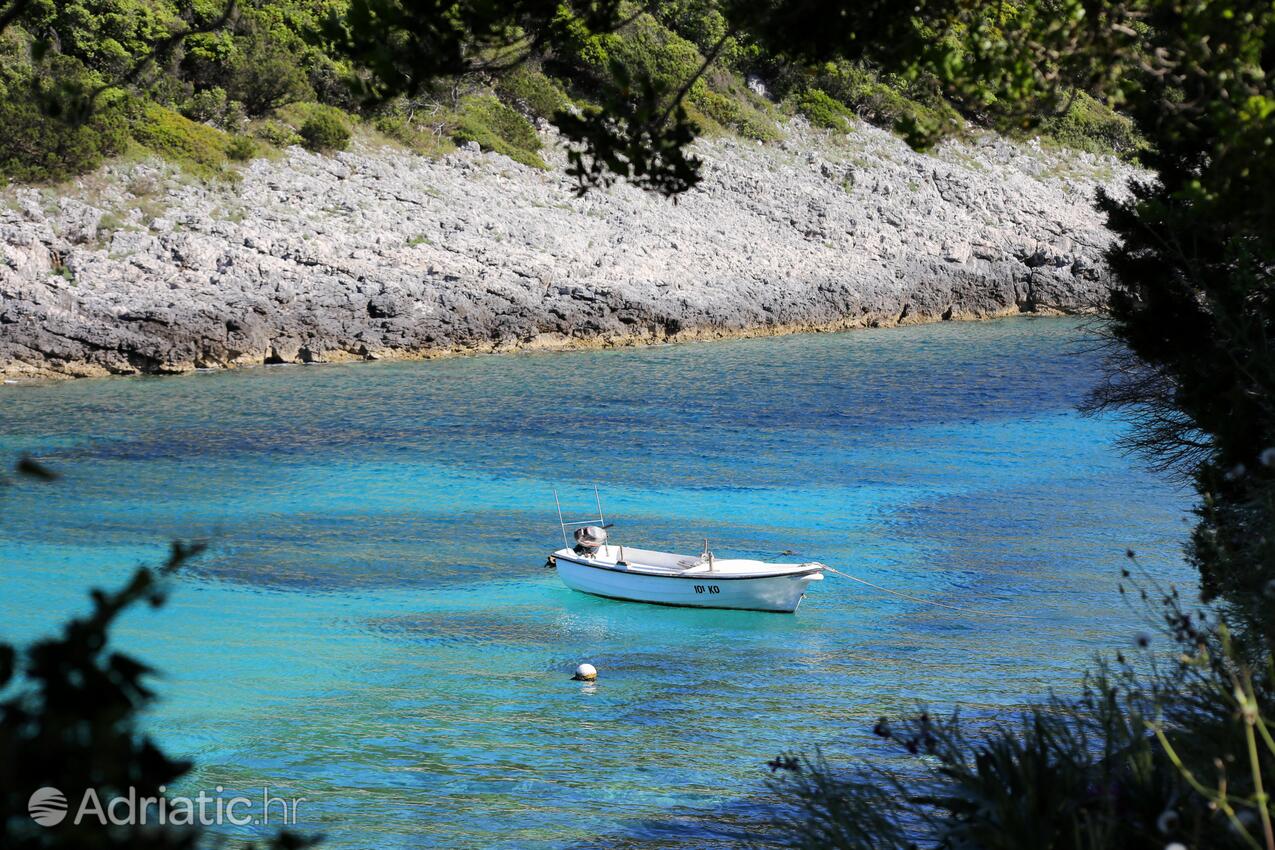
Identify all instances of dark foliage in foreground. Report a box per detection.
[763,567,1275,850]
[0,461,319,850]
[1083,0,1275,646]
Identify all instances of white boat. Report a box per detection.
[548,490,825,613]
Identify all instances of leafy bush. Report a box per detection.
[181,86,226,123]
[179,86,246,129]
[797,88,853,132]
[299,110,350,152]
[808,61,959,143]
[451,94,545,168]
[693,88,780,141]
[272,102,352,152]
[182,28,236,69]
[655,0,738,63]
[495,67,570,119]
[0,59,130,182]
[737,109,782,142]
[0,99,129,182]
[373,112,456,157]
[225,134,258,161]
[129,103,233,175]
[549,5,619,72]
[15,0,182,79]
[608,14,707,99]
[1040,91,1147,159]
[252,118,303,147]
[679,99,720,136]
[549,10,781,153]
[222,24,313,116]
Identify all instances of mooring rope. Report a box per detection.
[819,564,1039,619]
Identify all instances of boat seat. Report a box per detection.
[676,557,705,569]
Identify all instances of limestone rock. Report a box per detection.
[0,120,1141,379]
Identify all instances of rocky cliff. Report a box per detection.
[0,119,1138,379]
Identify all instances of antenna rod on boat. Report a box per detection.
[594,485,605,526]
[554,488,568,549]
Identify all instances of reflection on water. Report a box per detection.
[0,317,1190,848]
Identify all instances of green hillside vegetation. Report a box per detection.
[0,0,1144,183]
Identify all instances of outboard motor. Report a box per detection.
[573,525,608,555]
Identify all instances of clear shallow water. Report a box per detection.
[0,317,1191,848]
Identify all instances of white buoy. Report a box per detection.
[573,663,597,681]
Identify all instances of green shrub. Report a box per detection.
[373,113,456,157]
[679,99,721,136]
[1039,91,1147,159]
[736,109,783,142]
[555,10,781,146]
[223,24,313,116]
[14,0,183,79]
[817,63,903,121]
[0,99,129,181]
[180,86,245,130]
[129,103,233,175]
[250,118,299,147]
[274,101,345,127]
[693,88,780,141]
[496,67,570,119]
[655,0,736,62]
[608,14,706,99]
[451,94,545,169]
[550,5,619,72]
[225,134,258,161]
[308,61,362,112]
[182,29,236,68]
[807,61,959,143]
[299,111,350,152]
[0,60,130,182]
[797,88,854,132]
[265,102,353,152]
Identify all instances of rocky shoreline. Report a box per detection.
[0,120,1138,380]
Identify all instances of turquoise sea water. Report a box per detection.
[0,317,1191,848]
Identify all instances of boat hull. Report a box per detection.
[554,555,822,613]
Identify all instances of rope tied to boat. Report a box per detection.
[818,564,1039,619]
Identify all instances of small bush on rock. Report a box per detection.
[801,61,960,145]
[297,105,352,152]
[693,89,780,141]
[252,118,302,147]
[1039,91,1147,160]
[225,135,258,161]
[496,67,570,119]
[374,112,456,157]
[797,88,854,132]
[130,103,233,176]
[451,94,545,168]
[608,14,706,99]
